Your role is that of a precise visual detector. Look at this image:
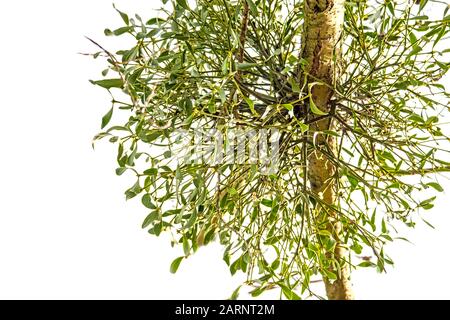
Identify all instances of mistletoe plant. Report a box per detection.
[89,0,450,299]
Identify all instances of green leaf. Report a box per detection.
[113,4,129,25]
[142,211,159,228]
[183,237,190,256]
[309,97,328,116]
[418,0,428,13]
[142,194,157,209]
[426,182,443,192]
[249,286,265,297]
[261,199,273,207]
[222,58,228,75]
[421,217,435,229]
[288,77,300,93]
[358,261,375,268]
[322,130,340,137]
[122,46,139,62]
[433,27,447,48]
[181,98,193,116]
[101,107,113,129]
[127,148,137,166]
[297,121,309,133]
[264,236,281,245]
[184,210,198,229]
[410,15,429,21]
[150,222,162,236]
[325,270,337,280]
[229,285,241,300]
[219,88,226,104]
[280,284,301,300]
[420,203,434,210]
[246,0,258,15]
[236,62,258,70]
[163,150,172,159]
[115,167,127,176]
[176,0,189,10]
[146,17,163,25]
[144,131,162,143]
[230,258,240,275]
[125,180,142,200]
[143,168,158,176]
[282,104,293,111]
[243,96,257,115]
[170,256,184,274]
[91,78,123,89]
[350,242,363,255]
[419,196,436,209]
[386,0,394,15]
[409,32,417,45]
[113,26,133,36]
[409,45,422,57]
[408,114,424,123]
[347,174,359,189]
[208,101,216,113]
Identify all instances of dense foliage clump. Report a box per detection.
[90,0,450,299]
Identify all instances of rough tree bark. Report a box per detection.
[300,0,354,299]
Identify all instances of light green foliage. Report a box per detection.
[90,0,450,299]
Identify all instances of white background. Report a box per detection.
[0,0,449,299]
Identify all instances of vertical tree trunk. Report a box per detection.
[300,0,354,300]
